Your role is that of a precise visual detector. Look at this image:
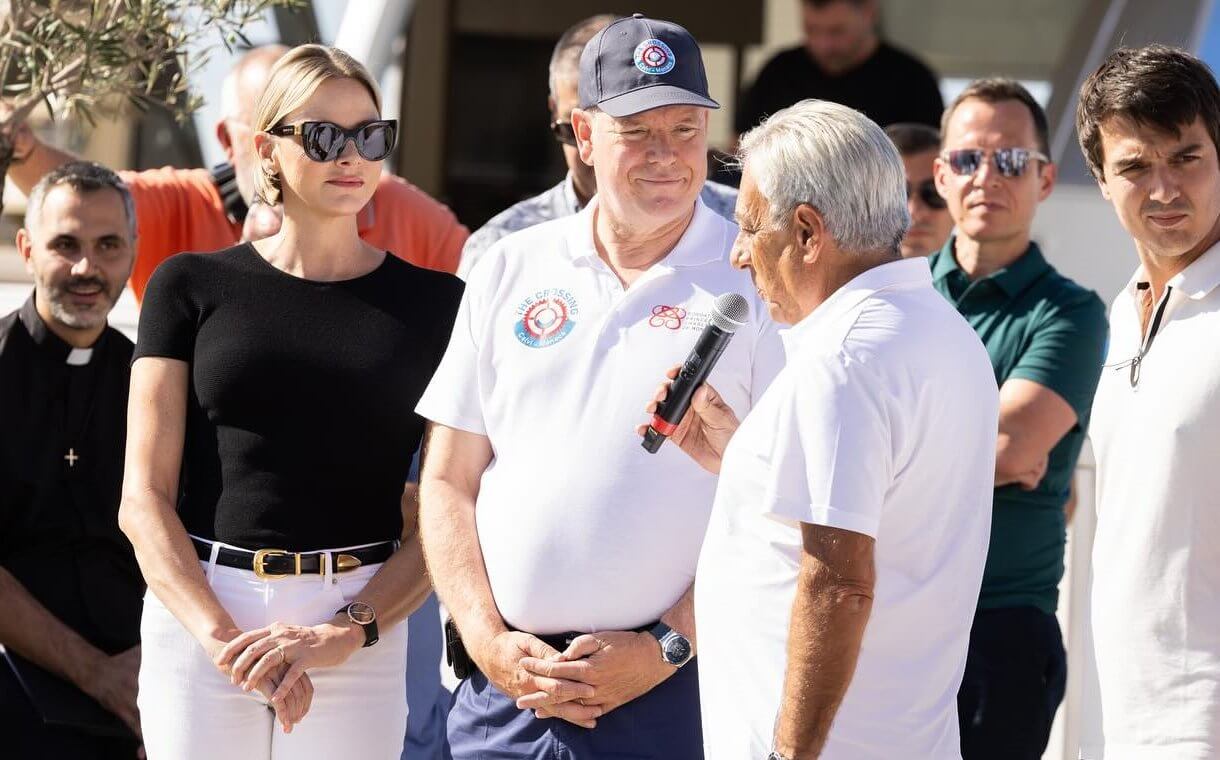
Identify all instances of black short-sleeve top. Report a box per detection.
[134,243,462,551]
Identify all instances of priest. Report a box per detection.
[0,161,143,758]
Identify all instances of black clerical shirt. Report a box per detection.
[0,296,142,654]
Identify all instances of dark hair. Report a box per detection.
[941,78,1050,157]
[1076,44,1220,179]
[884,122,941,156]
[24,160,135,237]
[549,14,619,95]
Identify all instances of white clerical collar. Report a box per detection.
[66,347,93,366]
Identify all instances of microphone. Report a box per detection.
[641,292,750,454]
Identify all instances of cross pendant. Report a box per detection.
[64,448,80,468]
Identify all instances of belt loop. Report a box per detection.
[206,540,221,583]
[322,551,334,588]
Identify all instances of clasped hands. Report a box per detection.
[209,617,364,733]
[478,629,677,730]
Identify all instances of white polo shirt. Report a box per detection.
[1083,243,1220,760]
[695,258,997,760]
[416,198,783,634]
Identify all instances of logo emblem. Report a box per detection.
[514,289,579,348]
[649,305,687,330]
[634,39,676,75]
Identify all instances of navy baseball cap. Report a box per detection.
[578,13,720,117]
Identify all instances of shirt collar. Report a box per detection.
[1169,239,1220,300]
[931,235,1050,299]
[1119,238,1220,301]
[18,293,104,364]
[567,195,727,269]
[781,257,933,355]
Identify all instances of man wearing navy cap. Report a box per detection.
[417,13,782,760]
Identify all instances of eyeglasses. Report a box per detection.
[906,178,946,210]
[265,119,398,162]
[550,119,577,147]
[942,147,1049,178]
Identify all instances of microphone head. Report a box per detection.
[711,292,750,333]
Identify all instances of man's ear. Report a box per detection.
[216,120,235,161]
[16,228,33,274]
[572,108,596,166]
[1037,160,1058,202]
[792,203,825,263]
[547,95,557,119]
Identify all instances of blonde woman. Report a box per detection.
[120,44,460,759]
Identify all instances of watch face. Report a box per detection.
[347,601,376,625]
[664,635,692,664]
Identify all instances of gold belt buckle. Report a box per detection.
[252,548,295,579]
[333,554,362,573]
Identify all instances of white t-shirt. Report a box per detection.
[416,198,783,634]
[1082,243,1220,760]
[696,258,997,760]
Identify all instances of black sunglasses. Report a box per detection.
[906,178,946,210]
[265,119,398,162]
[550,119,577,147]
[942,147,1049,178]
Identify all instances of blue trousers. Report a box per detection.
[402,593,451,759]
[443,657,703,760]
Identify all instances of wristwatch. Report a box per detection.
[648,622,693,667]
[767,753,794,760]
[337,601,379,648]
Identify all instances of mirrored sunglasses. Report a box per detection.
[549,119,577,147]
[265,119,398,162]
[906,178,946,210]
[942,147,1049,178]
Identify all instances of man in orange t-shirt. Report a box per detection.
[8,45,467,302]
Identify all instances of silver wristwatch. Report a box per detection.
[647,621,693,667]
[767,752,793,760]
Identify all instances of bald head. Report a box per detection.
[221,44,290,123]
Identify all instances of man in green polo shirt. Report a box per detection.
[930,78,1108,760]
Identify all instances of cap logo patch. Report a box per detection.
[634,39,676,75]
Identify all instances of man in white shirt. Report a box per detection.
[1075,44,1220,759]
[649,99,999,759]
[416,15,781,759]
[457,14,738,278]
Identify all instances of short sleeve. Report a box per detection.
[414,252,495,435]
[371,176,469,276]
[764,354,892,538]
[1007,291,1109,423]
[133,255,200,362]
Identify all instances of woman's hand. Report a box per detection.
[636,364,741,474]
[215,617,364,701]
[251,661,315,733]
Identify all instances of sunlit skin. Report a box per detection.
[802,0,879,76]
[216,45,289,205]
[255,77,383,223]
[899,148,954,258]
[572,104,708,241]
[730,165,813,325]
[17,186,135,348]
[934,98,1056,278]
[551,78,597,205]
[1095,115,1220,296]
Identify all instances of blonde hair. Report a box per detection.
[252,44,383,204]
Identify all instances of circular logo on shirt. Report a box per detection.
[634,39,676,75]
[649,304,687,330]
[514,289,579,348]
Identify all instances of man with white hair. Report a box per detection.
[653,99,999,759]
[417,14,781,759]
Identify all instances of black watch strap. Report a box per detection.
[337,603,379,647]
[648,622,693,667]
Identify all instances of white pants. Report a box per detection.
[138,541,408,760]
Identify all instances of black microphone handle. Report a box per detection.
[641,323,735,453]
[658,324,733,425]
